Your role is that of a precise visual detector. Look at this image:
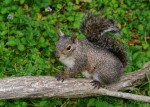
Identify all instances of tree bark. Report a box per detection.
[0,61,150,102]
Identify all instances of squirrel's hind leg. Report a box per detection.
[90,80,104,89]
[90,73,105,89]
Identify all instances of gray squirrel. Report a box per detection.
[55,14,128,88]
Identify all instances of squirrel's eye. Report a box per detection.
[66,45,71,50]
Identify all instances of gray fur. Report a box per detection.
[55,14,127,87]
[56,37,123,86]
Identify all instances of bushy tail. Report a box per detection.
[80,14,128,67]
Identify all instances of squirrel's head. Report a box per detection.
[55,30,78,61]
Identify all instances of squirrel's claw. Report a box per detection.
[55,73,65,82]
[90,80,104,89]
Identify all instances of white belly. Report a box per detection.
[59,56,75,68]
[82,71,101,82]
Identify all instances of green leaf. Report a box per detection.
[138,24,144,31]
[0,101,5,106]
[21,102,27,107]
[57,4,62,9]
[73,22,79,28]
[6,40,17,46]
[132,52,140,60]
[1,30,8,36]
[142,44,149,49]
[136,61,143,68]
[67,16,74,21]
[87,98,96,107]
[147,50,150,58]
[20,0,25,4]
[96,101,113,107]
[132,46,142,51]
[39,37,45,43]
[18,44,25,51]
[39,101,47,107]
[73,5,80,10]
[4,0,12,4]
[11,5,18,10]
[1,8,8,14]
[75,0,79,4]
[0,15,3,20]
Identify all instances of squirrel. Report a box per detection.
[55,14,128,88]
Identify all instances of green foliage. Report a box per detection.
[0,0,150,106]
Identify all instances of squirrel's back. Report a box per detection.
[79,39,123,84]
[80,14,128,67]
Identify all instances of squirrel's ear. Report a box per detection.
[57,29,65,37]
[70,34,77,43]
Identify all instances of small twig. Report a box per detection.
[52,4,66,15]
[97,88,150,103]
[144,32,147,44]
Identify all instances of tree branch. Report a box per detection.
[0,61,150,103]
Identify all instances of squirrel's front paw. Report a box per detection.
[55,72,65,82]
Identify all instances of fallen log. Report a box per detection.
[0,61,150,102]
